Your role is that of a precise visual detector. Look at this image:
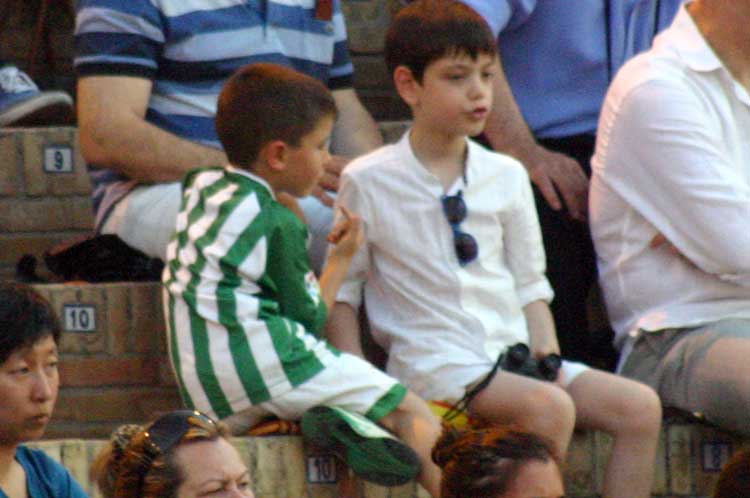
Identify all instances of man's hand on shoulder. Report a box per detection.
[521,144,589,222]
[312,154,350,206]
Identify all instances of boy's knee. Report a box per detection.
[616,383,663,436]
[379,391,441,438]
[521,384,576,436]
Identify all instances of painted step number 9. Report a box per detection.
[44,146,73,173]
[63,304,96,332]
[306,456,337,484]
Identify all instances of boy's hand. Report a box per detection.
[327,206,364,258]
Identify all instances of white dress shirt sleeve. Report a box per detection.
[503,167,554,306]
[599,78,750,285]
[333,170,372,307]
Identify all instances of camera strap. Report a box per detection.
[442,351,505,423]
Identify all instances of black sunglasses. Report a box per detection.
[441,190,478,266]
[134,410,218,495]
[143,409,217,459]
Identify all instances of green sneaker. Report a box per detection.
[301,405,421,486]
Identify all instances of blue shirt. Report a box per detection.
[461,0,683,138]
[0,446,88,498]
[74,0,354,225]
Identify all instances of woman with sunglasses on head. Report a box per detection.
[0,282,87,498]
[432,426,564,498]
[92,410,253,498]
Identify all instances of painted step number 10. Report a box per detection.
[306,456,337,484]
[63,304,97,332]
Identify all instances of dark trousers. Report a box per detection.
[535,135,599,365]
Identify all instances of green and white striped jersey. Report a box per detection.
[163,166,337,420]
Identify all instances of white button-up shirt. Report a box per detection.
[590,3,750,353]
[335,132,553,401]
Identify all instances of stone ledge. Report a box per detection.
[31,422,747,498]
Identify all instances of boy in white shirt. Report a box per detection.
[328,2,662,497]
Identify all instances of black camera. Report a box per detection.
[498,343,561,382]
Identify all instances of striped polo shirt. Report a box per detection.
[163,166,337,419]
[74,0,354,226]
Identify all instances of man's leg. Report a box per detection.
[535,134,600,365]
[102,182,182,260]
[104,185,335,269]
[631,319,750,435]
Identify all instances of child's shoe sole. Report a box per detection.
[301,405,421,486]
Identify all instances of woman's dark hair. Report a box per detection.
[714,448,750,498]
[91,410,230,498]
[432,426,559,498]
[0,281,61,365]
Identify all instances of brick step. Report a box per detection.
[32,282,181,438]
[0,126,93,280]
[32,423,745,498]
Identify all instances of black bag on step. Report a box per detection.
[44,234,164,282]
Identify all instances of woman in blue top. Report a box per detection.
[0,282,87,498]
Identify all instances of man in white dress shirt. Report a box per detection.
[590,0,750,434]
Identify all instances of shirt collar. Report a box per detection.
[396,128,474,193]
[665,3,750,105]
[226,164,276,199]
[667,3,723,74]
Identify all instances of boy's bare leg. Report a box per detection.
[469,371,576,459]
[378,391,443,498]
[567,369,662,498]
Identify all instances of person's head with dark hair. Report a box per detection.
[385,0,497,83]
[714,448,750,498]
[0,281,61,446]
[0,281,60,365]
[92,410,254,498]
[432,426,564,498]
[385,0,498,143]
[216,63,338,198]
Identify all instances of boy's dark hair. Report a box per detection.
[385,0,497,82]
[0,281,61,364]
[216,63,338,169]
[432,426,560,498]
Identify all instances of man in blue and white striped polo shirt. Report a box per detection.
[74,0,383,272]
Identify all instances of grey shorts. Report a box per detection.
[619,318,750,434]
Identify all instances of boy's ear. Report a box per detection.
[262,140,289,172]
[393,65,420,106]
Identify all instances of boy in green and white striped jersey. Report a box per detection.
[162,63,442,496]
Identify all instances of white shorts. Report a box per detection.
[440,359,590,404]
[103,182,333,272]
[222,351,406,433]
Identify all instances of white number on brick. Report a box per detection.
[306,455,337,484]
[701,441,732,472]
[44,146,73,173]
[63,304,97,332]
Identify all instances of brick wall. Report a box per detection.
[0,127,93,281]
[34,282,182,438]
